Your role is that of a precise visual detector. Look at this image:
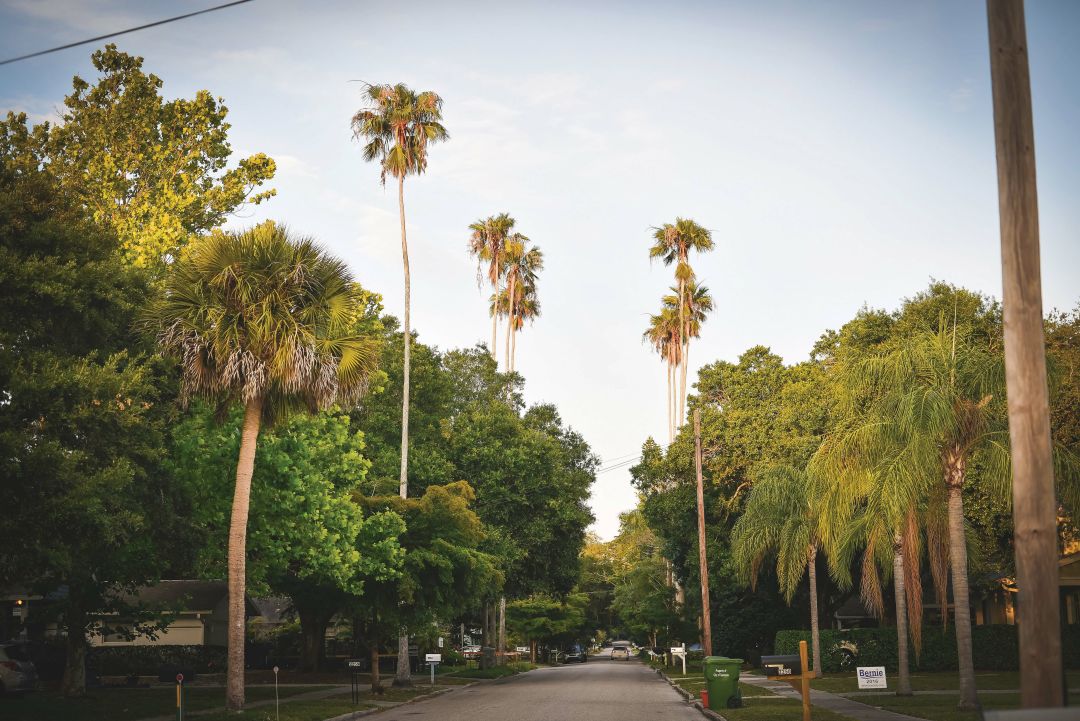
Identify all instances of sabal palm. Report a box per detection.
[351,82,448,501]
[644,307,682,443]
[508,283,540,373]
[819,321,1009,710]
[501,240,542,371]
[149,222,379,710]
[468,213,516,360]
[663,282,713,386]
[730,465,824,677]
[649,218,714,426]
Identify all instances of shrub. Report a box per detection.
[774,625,1076,673]
[88,645,227,676]
[442,648,465,666]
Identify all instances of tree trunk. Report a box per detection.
[660,362,669,442]
[510,322,518,372]
[504,274,515,372]
[369,618,382,694]
[393,632,411,686]
[808,547,822,679]
[678,277,687,427]
[394,176,413,687]
[61,607,87,698]
[491,266,499,361]
[297,605,332,673]
[397,174,411,501]
[693,410,712,656]
[498,596,507,665]
[946,454,979,711]
[987,0,1064,708]
[530,639,537,664]
[681,340,690,429]
[892,535,913,696]
[226,396,263,711]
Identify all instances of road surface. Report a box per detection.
[372,659,701,721]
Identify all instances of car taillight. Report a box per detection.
[0,661,17,670]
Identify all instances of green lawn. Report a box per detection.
[722,697,853,721]
[669,675,776,699]
[810,670,1080,694]
[1,685,334,721]
[183,696,377,721]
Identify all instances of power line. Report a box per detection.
[0,0,254,67]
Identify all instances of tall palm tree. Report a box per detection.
[730,465,824,677]
[643,309,677,443]
[500,239,542,371]
[352,84,446,686]
[663,281,713,385]
[508,283,540,372]
[819,320,1010,710]
[468,213,515,360]
[649,218,714,427]
[148,222,379,710]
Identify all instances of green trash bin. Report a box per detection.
[703,656,743,710]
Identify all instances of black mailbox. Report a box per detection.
[761,654,801,677]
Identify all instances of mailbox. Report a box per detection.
[761,654,801,677]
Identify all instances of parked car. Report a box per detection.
[0,643,38,695]
[611,644,630,660]
[563,644,588,663]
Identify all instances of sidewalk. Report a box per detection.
[740,674,927,721]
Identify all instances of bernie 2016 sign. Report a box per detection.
[856,666,887,689]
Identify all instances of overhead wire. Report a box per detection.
[0,0,254,66]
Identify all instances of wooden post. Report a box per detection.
[694,409,713,657]
[798,640,811,721]
[986,0,1064,708]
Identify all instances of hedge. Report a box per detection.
[88,645,227,675]
[774,625,1080,673]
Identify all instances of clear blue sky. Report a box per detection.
[2,0,1077,539]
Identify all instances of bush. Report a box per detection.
[88,645,227,676]
[774,625,1078,673]
[441,648,465,666]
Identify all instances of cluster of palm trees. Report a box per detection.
[731,320,1034,711]
[644,218,714,441]
[468,213,544,372]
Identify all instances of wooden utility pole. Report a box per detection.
[694,409,713,657]
[986,0,1064,708]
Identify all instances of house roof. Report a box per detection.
[119,580,259,616]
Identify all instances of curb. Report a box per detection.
[654,667,729,721]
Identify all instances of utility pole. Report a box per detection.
[694,409,712,657]
[986,0,1063,708]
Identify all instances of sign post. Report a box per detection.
[175,673,184,721]
[273,665,280,721]
[346,659,364,705]
[425,653,441,687]
[761,640,811,721]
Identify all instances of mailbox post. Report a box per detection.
[425,653,441,686]
[761,640,811,721]
[175,673,185,721]
[671,646,687,675]
[346,658,364,705]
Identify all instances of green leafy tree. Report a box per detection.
[507,594,588,662]
[170,406,405,671]
[0,160,189,697]
[1,45,275,271]
[148,222,379,710]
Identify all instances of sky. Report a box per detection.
[2,0,1078,539]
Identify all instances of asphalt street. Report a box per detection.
[371,658,702,721]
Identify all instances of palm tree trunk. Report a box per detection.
[892,534,913,696]
[510,322,518,372]
[498,596,507,664]
[395,174,412,687]
[226,396,263,711]
[808,547,822,679]
[666,363,673,444]
[678,277,687,426]
[491,268,499,361]
[946,453,978,711]
[504,274,515,372]
[394,633,411,686]
[680,339,690,428]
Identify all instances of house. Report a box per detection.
[975,553,1080,627]
[90,580,259,647]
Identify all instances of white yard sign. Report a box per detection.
[856,666,887,689]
